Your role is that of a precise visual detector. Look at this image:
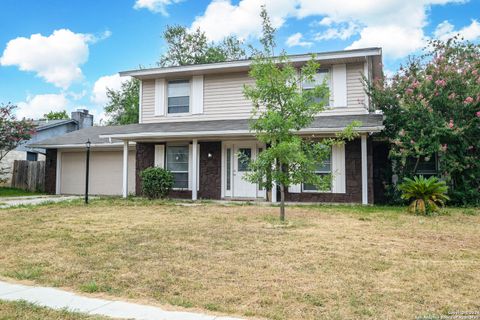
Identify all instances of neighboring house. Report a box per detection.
[31,48,385,204]
[0,109,93,185]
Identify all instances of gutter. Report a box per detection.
[26,142,134,149]
[120,48,382,78]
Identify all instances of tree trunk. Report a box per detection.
[279,183,285,221]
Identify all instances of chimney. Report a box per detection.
[71,109,93,129]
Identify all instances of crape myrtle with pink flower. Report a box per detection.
[366,37,480,205]
[0,103,36,183]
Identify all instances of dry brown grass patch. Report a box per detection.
[0,199,479,319]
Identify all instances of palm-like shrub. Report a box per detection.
[398,176,450,215]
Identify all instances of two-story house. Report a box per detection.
[32,48,384,204]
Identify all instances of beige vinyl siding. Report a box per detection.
[142,80,156,122]
[141,72,254,123]
[203,72,255,117]
[140,63,368,123]
[346,63,366,109]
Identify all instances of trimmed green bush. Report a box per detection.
[140,167,174,199]
[398,176,449,215]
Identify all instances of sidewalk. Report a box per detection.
[0,280,242,320]
[0,195,82,208]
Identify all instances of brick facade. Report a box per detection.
[44,149,57,194]
[136,139,373,203]
[135,142,192,199]
[135,143,155,196]
[284,138,374,204]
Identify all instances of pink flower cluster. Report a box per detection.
[435,79,447,87]
[464,96,474,104]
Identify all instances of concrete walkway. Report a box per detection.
[0,280,242,320]
[0,195,82,208]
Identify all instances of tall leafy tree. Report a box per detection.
[243,6,358,221]
[159,25,246,66]
[104,78,140,125]
[0,103,35,183]
[43,110,69,120]
[366,37,480,205]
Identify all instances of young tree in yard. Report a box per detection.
[366,37,480,205]
[0,103,35,183]
[243,7,358,221]
[104,78,140,125]
[43,110,69,120]
[159,25,246,67]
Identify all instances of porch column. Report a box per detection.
[192,139,198,200]
[122,140,129,198]
[271,181,277,203]
[361,134,368,205]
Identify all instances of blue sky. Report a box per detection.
[0,0,479,122]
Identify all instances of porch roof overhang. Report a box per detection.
[29,114,384,149]
[99,114,384,141]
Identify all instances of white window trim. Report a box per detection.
[139,81,143,123]
[166,79,192,116]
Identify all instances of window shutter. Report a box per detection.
[155,79,165,116]
[332,64,347,108]
[288,184,301,193]
[191,75,204,114]
[187,144,200,191]
[154,145,165,168]
[332,143,346,193]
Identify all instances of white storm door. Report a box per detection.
[233,144,257,198]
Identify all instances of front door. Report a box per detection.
[233,144,257,198]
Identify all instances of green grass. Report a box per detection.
[0,187,44,198]
[0,300,108,319]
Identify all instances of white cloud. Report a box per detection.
[434,19,480,41]
[318,17,333,26]
[346,25,426,59]
[190,0,297,42]
[16,93,69,120]
[190,0,467,59]
[285,32,312,47]
[133,0,181,16]
[91,73,131,106]
[0,29,106,89]
[315,22,358,41]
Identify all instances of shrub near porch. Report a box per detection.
[0,199,479,319]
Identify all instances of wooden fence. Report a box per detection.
[11,160,45,192]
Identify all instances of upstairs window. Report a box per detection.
[167,80,190,114]
[302,149,332,192]
[302,68,330,104]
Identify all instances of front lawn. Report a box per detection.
[0,187,44,197]
[0,199,479,319]
[0,300,107,319]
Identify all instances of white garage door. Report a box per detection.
[60,150,136,195]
